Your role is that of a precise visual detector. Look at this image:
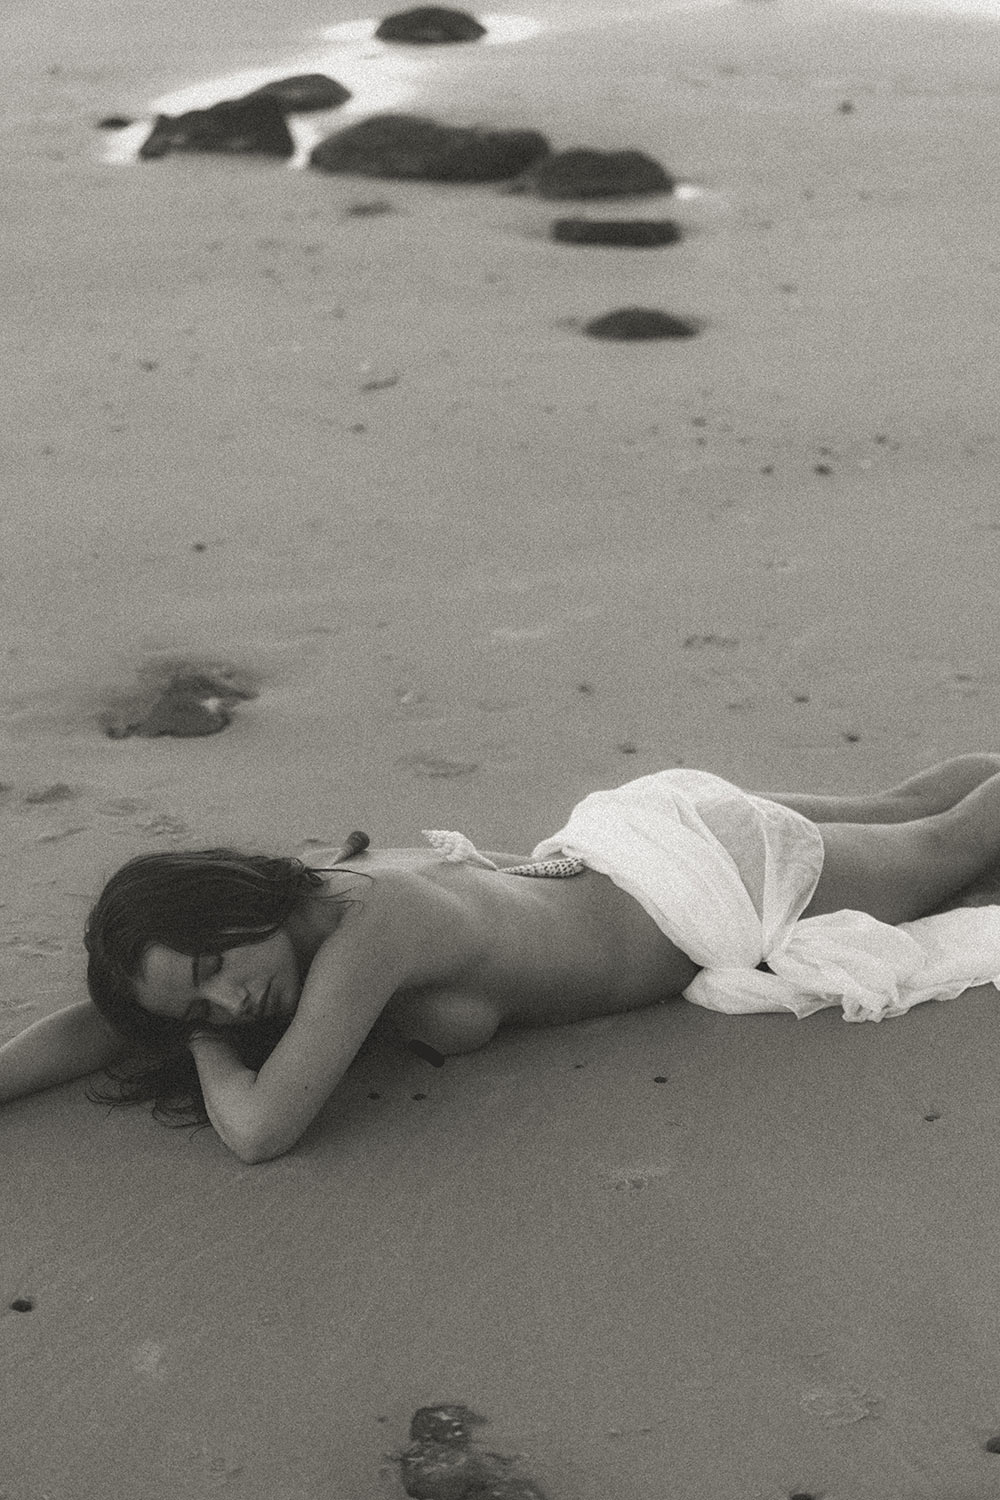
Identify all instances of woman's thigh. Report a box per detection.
[803,816,977,925]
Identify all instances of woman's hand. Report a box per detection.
[187,1030,259,1159]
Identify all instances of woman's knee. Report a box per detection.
[892,755,1000,812]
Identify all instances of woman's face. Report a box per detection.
[136,930,301,1029]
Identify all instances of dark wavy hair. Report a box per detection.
[83,848,345,1128]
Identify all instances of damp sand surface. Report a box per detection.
[4,0,1000,1495]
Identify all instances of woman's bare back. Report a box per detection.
[330,847,699,1054]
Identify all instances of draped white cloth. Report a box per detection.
[531,769,1000,1021]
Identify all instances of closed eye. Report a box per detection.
[193,953,223,986]
[185,953,223,1025]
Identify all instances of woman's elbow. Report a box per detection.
[227,1124,297,1165]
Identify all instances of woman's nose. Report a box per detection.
[202,976,251,1020]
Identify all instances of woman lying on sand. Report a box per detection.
[5,755,1000,1164]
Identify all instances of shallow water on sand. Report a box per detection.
[98,0,998,172]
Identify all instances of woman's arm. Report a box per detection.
[193,896,404,1163]
[0,1001,132,1105]
[188,1030,257,1153]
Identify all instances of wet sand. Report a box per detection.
[4,0,1000,1494]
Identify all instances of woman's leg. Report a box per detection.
[803,770,1000,924]
[763,754,1000,825]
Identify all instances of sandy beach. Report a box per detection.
[4,0,1000,1494]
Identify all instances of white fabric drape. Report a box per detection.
[532,769,1000,1022]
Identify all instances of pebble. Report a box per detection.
[525,147,673,199]
[550,217,681,247]
[375,7,487,43]
[241,73,351,112]
[583,307,700,340]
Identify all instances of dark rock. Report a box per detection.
[309,113,549,182]
[410,1406,485,1446]
[100,661,258,739]
[398,1442,474,1499]
[522,147,673,199]
[583,307,700,340]
[375,7,486,43]
[394,1404,549,1500]
[103,685,230,738]
[398,1441,524,1499]
[139,96,294,160]
[97,114,133,129]
[241,73,352,112]
[550,216,681,247]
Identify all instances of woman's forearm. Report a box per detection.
[189,1032,260,1160]
[0,1001,131,1104]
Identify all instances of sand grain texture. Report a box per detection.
[4,0,1000,1495]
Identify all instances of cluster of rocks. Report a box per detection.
[123,5,693,325]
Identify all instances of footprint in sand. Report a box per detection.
[799,1384,882,1425]
[398,752,479,778]
[22,783,78,805]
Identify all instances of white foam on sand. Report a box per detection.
[838,0,1000,13]
[102,12,547,168]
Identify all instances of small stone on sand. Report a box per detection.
[524,148,673,199]
[375,7,487,43]
[583,307,700,340]
[550,217,681,247]
[241,73,351,112]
